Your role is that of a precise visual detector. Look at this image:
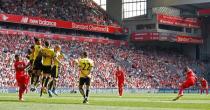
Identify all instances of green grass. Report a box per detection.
[0,93,209,110]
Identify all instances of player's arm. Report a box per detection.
[54,55,64,65]
[194,74,198,82]
[74,59,80,67]
[14,63,18,71]
[31,46,35,59]
[206,81,208,88]
[122,71,125,83]
[88,60,94,72]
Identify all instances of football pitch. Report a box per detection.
[0,93,209,110]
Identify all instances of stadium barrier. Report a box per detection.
[0,88,209,94]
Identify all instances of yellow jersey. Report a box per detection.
[29,53,33,61]
[42,47,55,66]
[78,58,94,78]
[33,44,42,60]
[54,52,64,67]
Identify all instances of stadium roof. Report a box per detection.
[173,3,210,12]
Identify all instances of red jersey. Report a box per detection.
[201,79,208,88]
[186,70,196,81]
[116,70,125,83]
[14,61,26,77]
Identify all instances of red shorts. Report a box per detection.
[118,82,124,88]
[181,79,195,89]
[202,86,208,89]
[16,75,30,86]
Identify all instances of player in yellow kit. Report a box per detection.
[48,45,64,97]
[76,51,94,104]
[31,38,42,91]
[40,41,55,96]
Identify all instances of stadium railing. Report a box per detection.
[0,88,209,94]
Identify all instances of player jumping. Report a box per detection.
[115,66,125,97]
[76,51,94,104]
[48,45,64,97]
[173,67,197,101]
[31,38,42,91]
[14,54,30,101]
[40,41,55,96]
[200,77,208,95]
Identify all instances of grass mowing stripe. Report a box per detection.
[0,93,209,110]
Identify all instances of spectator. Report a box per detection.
[0,33,201,89]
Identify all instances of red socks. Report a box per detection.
[178,87,184,96]
[19,85,27,100]
[119,87,123,96]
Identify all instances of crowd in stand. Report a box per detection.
[0,33,202,89]
[0,0,118,26]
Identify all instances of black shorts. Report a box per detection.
[42,65,52,74]
[51,66,59,78]
[33,57,42,70]
[29,60,33,64]
[79,77,91,86]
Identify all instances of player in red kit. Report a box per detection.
[115,66,125,97]
[173,67,197,101]
[200,77,208,95]
[14,55,29,101]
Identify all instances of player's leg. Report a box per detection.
[19,84,27,101]
[205,88,208,95]
[16,78,23,101]
[44,74,51,89]
[83,77,91,103]
[34,58,43,89]
[51,78,58,96]
[34,69,42,88]
[44,66,52,89]
[41,74,51,94]
[41,66,51,94]
[200,88,204,94]
[47,78,53,97]
[50,66,58,96]
[41,73,48,96]
[18,76,28,101]
[118,83,123,96]
[28,67,34,87]
[79,78,85,100]
[30,73,35,86]
[30,70,37,91]
[19,85,24,101]
[173,82,189,101]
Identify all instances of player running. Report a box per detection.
[31,38,42,91]
[40,41,55,96]
[173,67,197,101]
[48,45,64,97]
[200,77,208,95]
[14,54,30,101]
[76,51,94,104]
[115,66,125,97]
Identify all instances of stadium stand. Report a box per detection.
[0,32,202,89]
[0,0,118,26]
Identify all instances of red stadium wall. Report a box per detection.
[0,13,123,34]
